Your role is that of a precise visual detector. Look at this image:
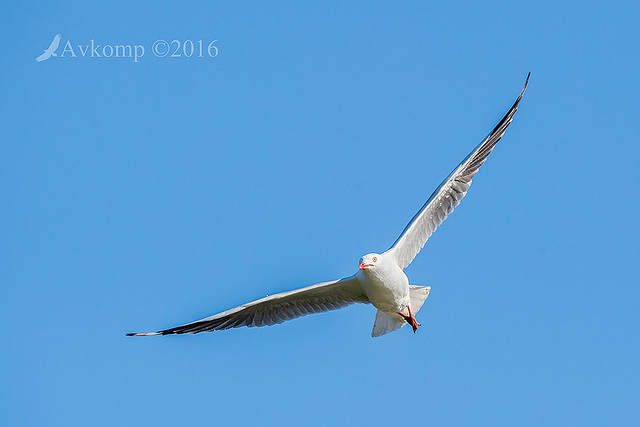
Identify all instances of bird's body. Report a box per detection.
[128,74,530,338]
[357,253,409,314]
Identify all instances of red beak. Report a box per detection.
[359,263,372,270]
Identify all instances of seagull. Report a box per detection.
[36,34,61,62]
[128,73,529,338]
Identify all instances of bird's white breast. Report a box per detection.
[357,263,410,313]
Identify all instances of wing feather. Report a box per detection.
[128,276,368,336]
[386,74,529,269]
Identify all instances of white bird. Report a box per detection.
[129,74,529,338]
[36,34,61,62]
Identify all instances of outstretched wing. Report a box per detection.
[386,73,530,269]
[48,34,61,51]
[35,52,49,62]
[128,276,368,335]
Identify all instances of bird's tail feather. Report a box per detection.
[409,285,431,314]
[371,310,405,337]
[371,285,431,337]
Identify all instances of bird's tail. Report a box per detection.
[371,310,405,337]
[409,285,431,314]
[371,286,431,337]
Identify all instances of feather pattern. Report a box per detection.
[387,74,529,269]
[128,276,368,335]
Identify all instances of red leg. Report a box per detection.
[398,305,421,333]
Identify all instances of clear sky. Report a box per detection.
[1,1,639,425]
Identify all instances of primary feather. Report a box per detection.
[387,73,530,269]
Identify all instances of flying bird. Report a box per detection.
[36,34,61,62]
[129,74,530,338]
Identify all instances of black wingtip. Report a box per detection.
[126,331,161,337]
[521,73,531,96]
[508,73,530,112]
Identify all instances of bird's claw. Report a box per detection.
[399,307,421,333]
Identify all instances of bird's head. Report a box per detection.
[358,253,381,271]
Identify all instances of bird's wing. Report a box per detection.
[386,73,529,269]
[35,52,49,62]
[128,275,368,335]
[49,34,61,51]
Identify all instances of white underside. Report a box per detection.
[371,285,431,337]
[357,262,410,313]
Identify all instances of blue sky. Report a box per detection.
[1,1,639,425]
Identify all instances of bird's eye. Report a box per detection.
[372,257,377,262]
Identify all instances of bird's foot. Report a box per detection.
[398,306,421,333]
